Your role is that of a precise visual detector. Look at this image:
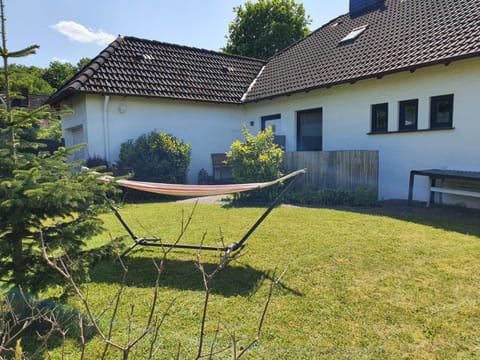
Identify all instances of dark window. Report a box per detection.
[371,103,388,132]
[261,114,285,149]
[399,99,418,130]
[297,108,322,151]
[261,113,281,131]
[430,94,453,128]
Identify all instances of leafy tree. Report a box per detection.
[118,131,191,184]
[0,59,89,97]
[41,60,76,90]
[0,0,114,292]
[2,64,54,95]
[76,57,91,70]
[225,126,284,200]
[223,0,311,60]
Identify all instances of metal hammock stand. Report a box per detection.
[100,169,306,258]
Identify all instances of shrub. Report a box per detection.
[118,131,191,184]
[225,127,283,201]
[85,155,109,172]
[3,288,94,340]
[286,186,377,207]
[351,185,378,206]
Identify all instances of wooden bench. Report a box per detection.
[211,153,233,184]
[408,169,480,207]
[428,186,480,207]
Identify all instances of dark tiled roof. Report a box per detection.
[11,92,49,110]
[49,0,479,105]
[49,36,265,104]
[244,0,480,102]
[27,94,50,109]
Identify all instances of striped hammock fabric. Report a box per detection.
[98,169,305,197]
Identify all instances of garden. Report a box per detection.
[1,3,479,356]
[4,199,479,359]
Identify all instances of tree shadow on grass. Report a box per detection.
[89,256,303,298]
[347,200,480,237]
[292,199,480,237]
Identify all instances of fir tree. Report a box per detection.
[0,0,115,292]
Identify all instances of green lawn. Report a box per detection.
[42,202,480,359]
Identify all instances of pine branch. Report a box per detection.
[8,44,39,58]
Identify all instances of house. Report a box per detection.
[49,0,480,206]
[12,88,50,111]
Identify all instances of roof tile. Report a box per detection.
[49,36,265,104]
[244,0,480,101]
[49,0,479,105]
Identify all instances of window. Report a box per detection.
[430,94,453,128]
[371,103,388,133]
[340,25,368,43]
[261,113,285,149]
[297,108,322,151]
[261,113,281,131]
[399,99,418,130]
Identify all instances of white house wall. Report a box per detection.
[63,95,245,183]
[61,94,88,161]
[244,57,480,204]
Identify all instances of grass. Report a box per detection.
[30,202,480,359]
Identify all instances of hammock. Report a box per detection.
[99,169,306,258]
[98,169,305,197]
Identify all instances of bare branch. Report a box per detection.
[40,233,125,352]
[101,254,129,358]
[236,267,287,359]
[40,230,177,359]
[0,288,47,354]
[78,313,86,360]
[208,320,221,360]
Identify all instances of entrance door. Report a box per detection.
[297,108,322,151]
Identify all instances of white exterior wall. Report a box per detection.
[244,58,480,204]
[62,94,86,146]
[62,95,245,183]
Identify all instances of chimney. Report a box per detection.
[349,0,384,16]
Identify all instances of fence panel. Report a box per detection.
[283,150,378,192]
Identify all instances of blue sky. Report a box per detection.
[6,0,349,68]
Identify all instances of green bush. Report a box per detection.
[118,131,191,184]
[85,155,109,172]
[225,127,283,201]
[286,185,377,207]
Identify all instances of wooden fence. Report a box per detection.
[283,150,379,192]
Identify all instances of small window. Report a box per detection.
[261,114,281,131]
[261,113,285,149]
[297,108,322,151]
[399,99,418,130]
[340,25,368,43]
[430,94,453,128]
[371,103,388,133]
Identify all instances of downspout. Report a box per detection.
[103,95,110,162]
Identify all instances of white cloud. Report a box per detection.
[52,21,115,45]
[52,56,70,64]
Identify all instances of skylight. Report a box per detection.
[340,25,368,43]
